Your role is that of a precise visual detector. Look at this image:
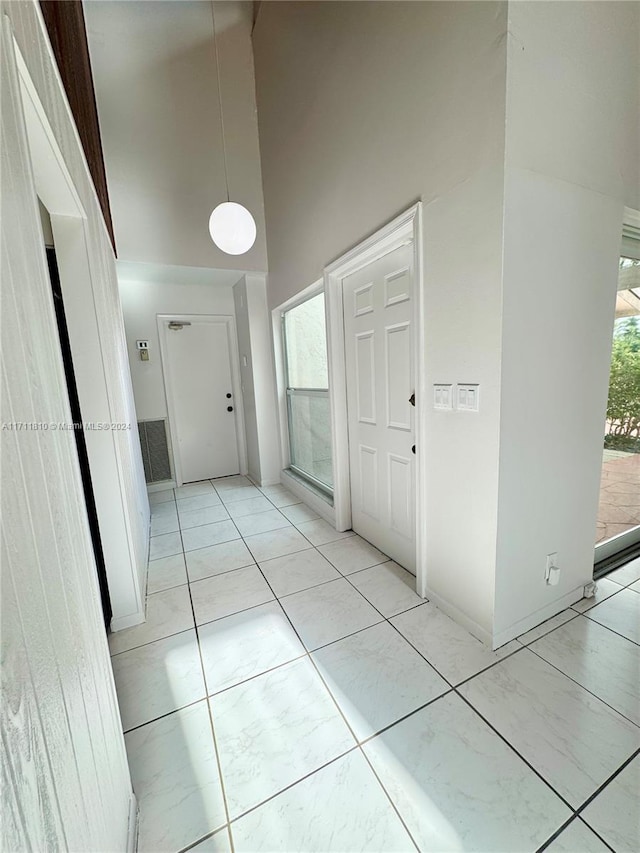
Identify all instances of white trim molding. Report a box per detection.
[15,32,149,632]
[126,793,139,853]
[623,205,640,231]
[271,278,329,501]
[324,202,427,597]
[147,480,176,493]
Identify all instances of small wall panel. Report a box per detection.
[384,267,411,307]
[359,445,378,518]
[385,322,411,430]
[388,453,412,538]
[354,283,374,316]
[355,331,376,424]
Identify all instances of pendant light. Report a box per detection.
[208,2,257,255]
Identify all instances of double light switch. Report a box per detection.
[433,383,480,412]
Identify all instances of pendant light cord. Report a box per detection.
[211,1,230,202]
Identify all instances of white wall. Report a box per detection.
[234,278,261,481]
[254,1,508,640]
[85,0,267,273]
[253,0,639,646]
[119,271,238,423]
[1,3,133,848]
[233,275,281,485]
[492,1,640,643]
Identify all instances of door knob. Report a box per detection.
[409,392,415,407]
[411,445,416,455]
[226,393,232,399]
[227,406,234,412]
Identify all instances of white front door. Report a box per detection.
[161,317,240,483]
[343,243,416,573]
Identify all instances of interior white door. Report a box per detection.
[343,243,416,573]
[162,317,240,483]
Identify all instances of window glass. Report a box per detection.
[283,292,333,491]
[284,293,328,388]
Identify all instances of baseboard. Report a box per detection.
[491,585,585,649]
[423,587,493,647]
[260,476,282,487]
[126,792,138,853]
[280,470,336,526]
[111,608,145,633]
[247,471,281,488]
[147,479,176,493]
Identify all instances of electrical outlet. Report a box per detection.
[545,553,560,586]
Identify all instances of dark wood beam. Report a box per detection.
[39,0,116,254]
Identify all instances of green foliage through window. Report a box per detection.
[606,316,640,446]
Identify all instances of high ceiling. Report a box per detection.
[85,1,267,273]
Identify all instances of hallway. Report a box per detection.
[110,478,640,853]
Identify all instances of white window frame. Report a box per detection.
[595,205,640,567]
[272,280,335,514]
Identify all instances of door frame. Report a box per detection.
[14,34,147,630]
[325,202,427,596]
[157,313,248,486]
[594,205,640,570]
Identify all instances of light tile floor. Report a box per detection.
[113,479,640,852]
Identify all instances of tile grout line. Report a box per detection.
[581,610,640,648]
[183,477,338,850]
[534,812,616,853]
[122,696,206,735]
[142,478,640,849]
[184,550,236,853]
[574,815,617,852]
[236,488,531,849]
[516,610,582,646]
[209,482,424,844]
[453,690,578,815]
[572,746,640,819]
[142,485,632,704]
[177,825,232,853]
[524,640,640,730]
[224,746,361,830]
[178,489,236,853]
[301,529,639,836]
[239,537,422,851]
[536,747,640,853]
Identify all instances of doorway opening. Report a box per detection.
[41,203,112,627]
[326,204,426,592]
[595,246,640,576]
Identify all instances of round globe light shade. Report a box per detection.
[208,202,257,255]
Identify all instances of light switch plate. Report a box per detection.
[433,384,453,410]
[457,383,479,411]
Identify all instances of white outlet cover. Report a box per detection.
[434,384,453,410]
[457,383,479,411]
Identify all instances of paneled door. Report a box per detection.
[160,316,240,483]
[343,243,416,573]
